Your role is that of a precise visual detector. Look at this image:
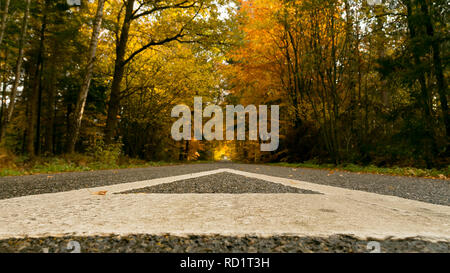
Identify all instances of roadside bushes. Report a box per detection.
[86,139,123,167]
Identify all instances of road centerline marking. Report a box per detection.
[0,167,448,241]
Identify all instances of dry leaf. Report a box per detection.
[92,191,108,196]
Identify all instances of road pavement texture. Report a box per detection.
[0,163,449,253]
[119,172,320,194]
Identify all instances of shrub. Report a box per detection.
[86,139,123,167]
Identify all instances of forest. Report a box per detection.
[0,0,448,174]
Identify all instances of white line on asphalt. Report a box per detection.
[0,168,449,241]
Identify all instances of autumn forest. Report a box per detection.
[0,0,448,173]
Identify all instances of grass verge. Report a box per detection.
[269,162,449,180]
[0,154,183,177]
[1,151,448,180]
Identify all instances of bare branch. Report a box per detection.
[122,2,203,66]
[132,1,196,20]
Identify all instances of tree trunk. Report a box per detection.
[44,49,57,154]
[0,0,30,142]
[419,0,449,139]
[67,0,106,153]
[26,7,46,157]
[26,67,39,157]
[0,0,10,48]
[0,47,8,140]
[405,0,436,167]
[104,0,135,144]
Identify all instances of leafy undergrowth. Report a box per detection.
[269,162,449,180]
[0,152,177,177]
[1,148,448,180]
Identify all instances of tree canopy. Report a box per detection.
[0,0,447,169]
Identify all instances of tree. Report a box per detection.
[25,0,48,157]
[0,0,10,48]
[67,0,106,153]
[0,0,30,141]
[104,0,236,143]
[226,0,448,167]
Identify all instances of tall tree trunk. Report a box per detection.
[67,0,106,153]
[0,0,10,48]
[26,8,46,157]
[26,67,39,157]
[0,47,8,139]
[104,0,135,144]
[44,49,57,154]
[1,0,30,142]
[419,0,449,140]
[405,0,436,167]
[35,50,45,156]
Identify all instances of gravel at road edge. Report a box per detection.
[0,234,448,253]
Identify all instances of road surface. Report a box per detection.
[0,163,449,252]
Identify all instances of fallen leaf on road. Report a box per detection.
[92,191,108,196]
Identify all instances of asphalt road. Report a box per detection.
[1,163,449,253]
[0,163,448,205]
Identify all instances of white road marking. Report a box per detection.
[0,168,449,241]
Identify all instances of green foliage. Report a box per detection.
[0,152,178,176]
[86,139,122,167]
